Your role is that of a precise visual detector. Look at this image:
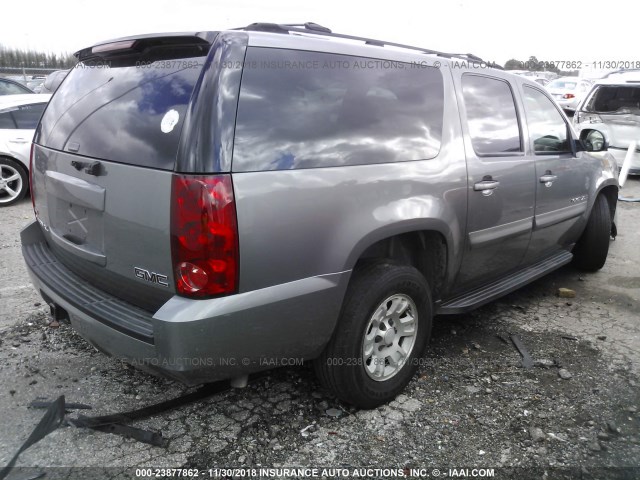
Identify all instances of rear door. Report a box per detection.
[520,85,594,262]
[453,73,536,290]
[31,36,211,311]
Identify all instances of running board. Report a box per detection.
[437,250,573,315]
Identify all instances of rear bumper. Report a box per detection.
[21,221,349,385]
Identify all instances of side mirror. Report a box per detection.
[579,129,608,152]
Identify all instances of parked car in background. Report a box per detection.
[574,71,640,175]
[26,77,46,93]
[548,77,592,112]
[534,77,550,87]
[41,70,69,94]
[0,77,34,96]
[0,94,51,205]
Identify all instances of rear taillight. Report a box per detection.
[171,174,239,298]
[562,93,575,99]
[29,143,36,214]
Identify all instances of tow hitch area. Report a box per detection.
[40,292,69,329]
[47,303,68,327]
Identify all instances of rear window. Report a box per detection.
[233,48,444,171]
[584,85,640,113]
[549,80,577,90]
[38,54,205,170]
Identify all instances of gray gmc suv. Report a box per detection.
[21,23,618,408]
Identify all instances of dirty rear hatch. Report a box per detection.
[31,34,214,312]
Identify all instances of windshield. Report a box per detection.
[584,85,640,114]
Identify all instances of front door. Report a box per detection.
[519,85,595,263]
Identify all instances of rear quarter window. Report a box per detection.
[232,48,444,171]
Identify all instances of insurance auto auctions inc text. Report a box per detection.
[205,467,495,478]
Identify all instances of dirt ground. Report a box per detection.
[1,179,639,480]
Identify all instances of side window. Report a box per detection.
[233,48,444,171]
[461,74,522,155]
[522,86,571,154]
[12,103,47,129]
[0,111,16,129]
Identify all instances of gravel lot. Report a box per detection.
[1,180,639,480]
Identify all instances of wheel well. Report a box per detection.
[355,231,447,300]
[0,155,29,177]
[599,185,618,220]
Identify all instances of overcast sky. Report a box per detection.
[2,0,637,65]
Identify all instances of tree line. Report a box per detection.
[503,56,578,76]
[0,44,76,69]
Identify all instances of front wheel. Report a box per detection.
[314,262,432,408]
[572,194,612,271]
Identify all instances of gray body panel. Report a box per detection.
[32,146,176,311]
[21,28,619,384]
[232,64,467,294]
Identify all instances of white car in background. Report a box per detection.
[574,71,640,175]
[0,94,51,206]
[548,77,593,112]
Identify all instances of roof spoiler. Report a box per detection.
[75,32,218,61]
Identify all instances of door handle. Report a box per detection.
[473,180,500,196]
[540,173,557,186]
[9,138,29,144]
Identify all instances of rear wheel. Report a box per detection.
[572,194,611,271]
[315,262,432,408]
[0,158,28,207]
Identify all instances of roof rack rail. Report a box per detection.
[236,22,502,69]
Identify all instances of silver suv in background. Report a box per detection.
[574,71,640,174]
[21,23,618,408]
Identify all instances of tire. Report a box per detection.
[0,157,28,207]
[572,194,611,271]
[314,261,432,408]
